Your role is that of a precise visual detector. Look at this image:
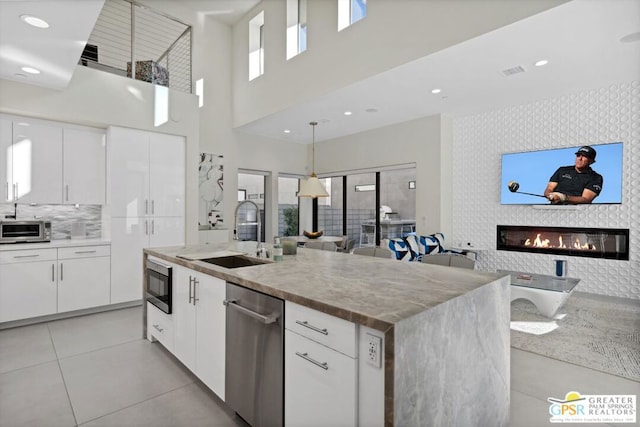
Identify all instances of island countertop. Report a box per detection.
[144,241,506,333]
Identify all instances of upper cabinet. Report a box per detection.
[108,126,185,218]
[63,128,106,205]
[0,114,106,205]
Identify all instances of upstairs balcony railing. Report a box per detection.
[80,0,192,94]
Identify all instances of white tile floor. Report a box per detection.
[0,306,637,427]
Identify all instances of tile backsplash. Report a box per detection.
[0,204,102,240]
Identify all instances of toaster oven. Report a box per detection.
[0,220,51,244]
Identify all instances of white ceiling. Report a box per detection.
[0,0,638,143]
[0,0,105,90]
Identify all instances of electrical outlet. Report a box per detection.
[366,333,382,368]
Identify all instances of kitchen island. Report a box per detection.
[144,241,510,427]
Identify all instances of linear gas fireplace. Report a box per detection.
[497,225,629,260]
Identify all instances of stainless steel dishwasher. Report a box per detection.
[224,282,284,427]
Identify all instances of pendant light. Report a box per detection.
[298,121,329,198]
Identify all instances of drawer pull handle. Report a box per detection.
[295,320,328,335]
[153,324,164,333]
[14,254,40,258]
[74,250,97,254]
[295,352,328,370]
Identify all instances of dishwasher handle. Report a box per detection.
[223,299,279,324]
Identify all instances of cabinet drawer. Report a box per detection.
[147,302,174,351]
[0,248,57,264]
[58,245,110,259]
[285,330,357,427]
[285,301,357,358]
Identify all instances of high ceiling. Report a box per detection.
[0,0,638,143]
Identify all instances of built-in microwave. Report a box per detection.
[0,220,51,244]
[146,258,172,314]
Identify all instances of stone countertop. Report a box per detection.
[0,238,111,252]
[145,241,505,333]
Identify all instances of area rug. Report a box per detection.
[510,291,640,382]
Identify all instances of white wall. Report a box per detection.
[231,0,568,127]
[452,80,639,300]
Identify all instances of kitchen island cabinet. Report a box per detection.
[144,242,510,427]
[172,264,226,400]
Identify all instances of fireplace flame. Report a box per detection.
[523,233,596,251]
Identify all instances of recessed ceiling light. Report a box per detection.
[365,108,378,113]
[20,14,50,28]
[344,111,352,116]
[535,60,549,67]
[283,129,291,133]
[431,88,441,94]
[21,66,40,74]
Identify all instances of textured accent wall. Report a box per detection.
[452,80,639,300]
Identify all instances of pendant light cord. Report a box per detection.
[310,121,318,176]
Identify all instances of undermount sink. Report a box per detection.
[200,255,272,269]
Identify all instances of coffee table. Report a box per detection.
[499,270,580,318]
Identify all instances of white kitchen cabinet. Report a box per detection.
[57,245,110,312]
[0,249,58,323]
[108,126,185,304]
[62,127,106,205]
[285,330,358,427]
[0,245,112,323]
[0,118,12,202]
[147,302,175,352]
[110,217,150,304]
[9,120,63,204]
[149,132,185,217]
[108,126,185,218]
[284,302,358,427]
[0,114,106,205]
[172,266,226,400]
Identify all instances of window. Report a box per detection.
[249,11,265,80]
[338,0,366,31]
[286,0,307,60]
[237,172,265,241]
[278,176,300,236]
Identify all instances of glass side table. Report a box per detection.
[498,270,581,317]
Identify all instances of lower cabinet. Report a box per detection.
[0,245,111,323]
[285,330,358,427]
[0,249,58,323]
[57,245,110,312]
[173,265,226,400]
[284,301,358,427]
[147,302,174,352]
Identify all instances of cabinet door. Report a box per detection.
[195,273,226,400]
[0,260,57,322]
[149,133,185,217]
[149,217,184,247]
[285,330,358,427]
[108,127,149,217]
[173,266,197,371]
[12,120,63,204]
[58,256,110,312]
[63,127,106,204]
[0,118,11,202]
[110,217,148,304]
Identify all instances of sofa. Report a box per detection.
[383,233,466,262]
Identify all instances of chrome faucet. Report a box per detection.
[233,200,263,253]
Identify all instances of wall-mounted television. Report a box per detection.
[500,142,623,205]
